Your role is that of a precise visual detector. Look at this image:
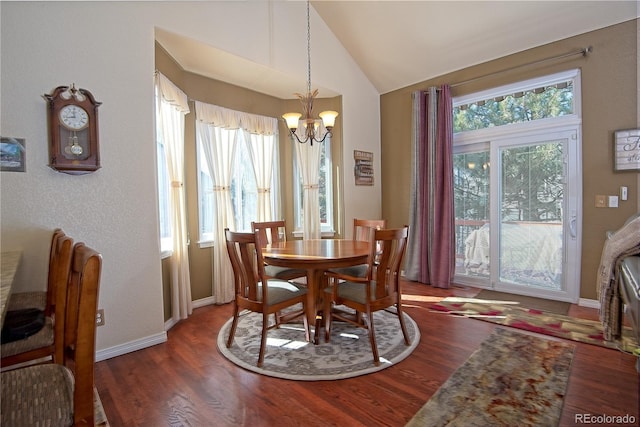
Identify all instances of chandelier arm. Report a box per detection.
[286,128,332,146]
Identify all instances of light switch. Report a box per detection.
[621,186,628,201]
[595,195,607,208]
[608,196,619,208]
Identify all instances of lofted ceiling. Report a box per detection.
[156,1,639,98]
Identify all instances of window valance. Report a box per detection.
[195,101,278,136]
[155,72,189,113]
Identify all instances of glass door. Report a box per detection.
[455,128,581,302]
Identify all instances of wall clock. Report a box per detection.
[44,84,101,174]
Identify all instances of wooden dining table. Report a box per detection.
[1,251,23,328]
[261,239,370,331]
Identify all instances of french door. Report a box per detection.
[454,126,581,302]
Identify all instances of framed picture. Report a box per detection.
[614,129,640,171]
[354,150,373,186]
[0,137,26,172]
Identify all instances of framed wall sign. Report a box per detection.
[614,129,640,171]
[354,150,374,185]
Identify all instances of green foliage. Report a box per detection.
[453,83,573,133]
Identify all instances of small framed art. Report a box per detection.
[614,129,640,171]
[0,137,26,172]
[354,150,373,185]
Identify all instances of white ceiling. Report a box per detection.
[156,1,639,98]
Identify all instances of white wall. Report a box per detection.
[0,1,380,357]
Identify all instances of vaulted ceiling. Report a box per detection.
[156,1,638,98]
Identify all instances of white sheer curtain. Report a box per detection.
[196,101,278,303]
[154,72,192,320]
[244,130,276,222]
[293,123,323,239]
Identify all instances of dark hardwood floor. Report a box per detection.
[95,281,639,426]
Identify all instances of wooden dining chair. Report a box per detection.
[7,228,67,315]
[323,226,410,366]
[225,228,310,367]
[328,218,387,278]
[1,232,74,368]
[251,220,306,281]
[1,242,102,426]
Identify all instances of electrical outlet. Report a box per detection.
[595,195,607,208]
[96,309,105,326]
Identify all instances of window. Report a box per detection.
[293,137,334,236]
[197,130,278,244]
[454,73,576,133]
[154,87,173,256]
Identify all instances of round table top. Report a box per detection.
[262,239,369,267]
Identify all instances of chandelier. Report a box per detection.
[282,0,338,146]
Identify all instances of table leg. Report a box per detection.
[305,268,327,344]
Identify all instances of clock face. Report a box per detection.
[59,105,89,130]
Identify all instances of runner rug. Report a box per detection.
[217,308,420,381]
[406,328,575,427]
[431,297,638,353]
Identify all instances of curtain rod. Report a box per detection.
[451,46,592,88]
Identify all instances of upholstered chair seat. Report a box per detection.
[1,317,54,358]
[1,364,74,427]
[7,291,47,312]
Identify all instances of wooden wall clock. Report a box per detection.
[45,84,101,174]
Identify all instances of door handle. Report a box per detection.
[569,212,577,239]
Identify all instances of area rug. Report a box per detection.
[217,308,420,380]
[431,297,638,353]
[406,328,575,427]
[475,289,570,315]
[94,388,110,427]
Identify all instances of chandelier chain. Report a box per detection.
[306,0,312,95]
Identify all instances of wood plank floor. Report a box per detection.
[95,281,639,426]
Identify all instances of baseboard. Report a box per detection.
[94,298,225,362]
[193,296,216,309]
[95,332,167,362]
[578,298,600,309]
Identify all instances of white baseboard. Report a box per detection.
[193,296,216,309]
[578,298,600,309]
[95,332,167,362]
[94,298,228,362]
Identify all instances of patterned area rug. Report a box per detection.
[217,308,420,380]
[431,297,638,353]
[406,328,575,427]
[94,388,109,427]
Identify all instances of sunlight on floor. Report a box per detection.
[339,332,360,340]
[402,294,446,303]
[266,325,310,349]
[266,337,309,349]
[443,297,520,305]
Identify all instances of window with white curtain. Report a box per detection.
[197,129,278,244]
[293,137,334,236]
